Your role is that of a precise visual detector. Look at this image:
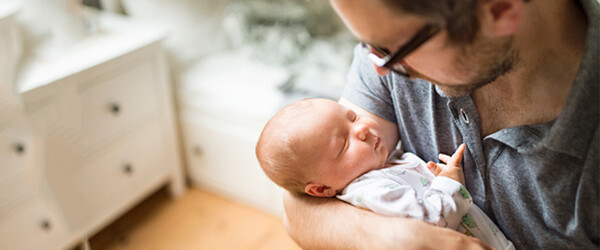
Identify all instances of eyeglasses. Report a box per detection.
[362,24,440,77]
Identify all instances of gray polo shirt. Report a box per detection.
[342,0,599,249]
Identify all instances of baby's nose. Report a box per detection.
[354,124,370,141]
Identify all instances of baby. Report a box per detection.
[256,98,514,250]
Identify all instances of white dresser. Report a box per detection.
[0,7,185,250]
[0,3,70,250]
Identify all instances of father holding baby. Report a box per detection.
[282,0,598,249]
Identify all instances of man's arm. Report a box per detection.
[283,192,492,249]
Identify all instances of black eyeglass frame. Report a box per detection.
[362,24,441,76]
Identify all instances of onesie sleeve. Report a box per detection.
[337,171,472,229]
[425,176,473,229]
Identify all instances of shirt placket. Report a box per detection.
[446,94,487,207]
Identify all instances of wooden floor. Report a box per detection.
[89,187,301,250]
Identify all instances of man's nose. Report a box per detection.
[372,63,391,76]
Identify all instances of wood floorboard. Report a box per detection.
[88,186,301,250]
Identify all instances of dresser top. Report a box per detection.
[17,11,167,93]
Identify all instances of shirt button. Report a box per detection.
[460,109,470,124]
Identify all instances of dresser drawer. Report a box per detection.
[0,122,34,185]
[0,201,68,250]
[83,60,159,148]
[84,120,169,222]
[0,85,21,127]
[181,112,284,215]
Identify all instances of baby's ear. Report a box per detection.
[305,183,336,197]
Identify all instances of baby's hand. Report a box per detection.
[426,144,466,186]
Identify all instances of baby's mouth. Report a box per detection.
[374,136,381,150]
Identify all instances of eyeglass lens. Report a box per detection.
[362,43,409,75]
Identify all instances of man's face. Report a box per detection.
[330,0,518,97]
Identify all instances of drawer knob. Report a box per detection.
[14,143,25,154]
[109,103,121,115]
[40,219,51,231]
[123,164,133,175]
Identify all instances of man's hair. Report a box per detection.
[381,0,481,44]
[255,99,317,195]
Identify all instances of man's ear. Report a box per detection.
[479,0,524,37]
[305,183,337,197]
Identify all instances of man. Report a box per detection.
[283,0,598,249]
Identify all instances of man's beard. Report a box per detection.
[407,36,519,97]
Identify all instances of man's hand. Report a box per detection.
[283,190,491,250]
[427,144,466,186]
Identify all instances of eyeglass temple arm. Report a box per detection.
[383,25,440,68]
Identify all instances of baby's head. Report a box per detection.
[256,98,389,197]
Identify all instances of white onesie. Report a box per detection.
[337,152,515,250]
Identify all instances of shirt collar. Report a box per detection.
[542,0,599,160]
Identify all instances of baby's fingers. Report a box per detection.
[439,144,466,166]
[438,153,453,164]
[451,144,466,164]
[427,161,443,176]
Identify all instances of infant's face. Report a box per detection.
[302,99,389,192]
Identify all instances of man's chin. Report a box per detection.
[438,71,504,97]
[407,70,480,97]
[436,84,477,97]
